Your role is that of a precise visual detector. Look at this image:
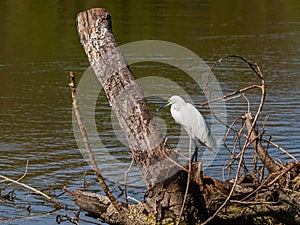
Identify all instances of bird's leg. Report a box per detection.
[191,140,198,162]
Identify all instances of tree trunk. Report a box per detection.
[76,7,187,221]
[76,8,178,186]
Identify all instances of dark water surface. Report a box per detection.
[0,1,299,224]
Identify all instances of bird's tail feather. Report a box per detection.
[203,133,218,153]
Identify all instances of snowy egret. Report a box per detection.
[157,95,217,160]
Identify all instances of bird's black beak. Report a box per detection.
[156,102,170,111]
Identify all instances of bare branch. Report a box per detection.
[177,134,193,225]
[201,84,261,106]
[124,154,135,204]
[0,174,63,208]
[69,71,124,215]
[262,139,299,162]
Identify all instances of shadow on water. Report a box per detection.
[0,0,299,224]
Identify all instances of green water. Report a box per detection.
[0,1,299,224]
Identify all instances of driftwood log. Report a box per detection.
[65,8,300,225]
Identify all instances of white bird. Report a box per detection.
[157,95,217,160]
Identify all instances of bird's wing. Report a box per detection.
[184,103,209,138]
[171,102,217,152]
[170,106,183,125]
[184,103,217,152]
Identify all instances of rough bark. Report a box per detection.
[244,113,280,173]
[76,8,178,186]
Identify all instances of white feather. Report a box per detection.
[168,95,217,152]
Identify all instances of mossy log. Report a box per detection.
[65,161,300,224]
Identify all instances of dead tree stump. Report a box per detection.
[76,8,178,186]
[65,8,300,225]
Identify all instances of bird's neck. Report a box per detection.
[172,102,185,111]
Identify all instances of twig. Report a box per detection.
[240,157,298,202]
[1,209,60,224]
[267,162,297,187]
[201,133,248,225]
[222,167,226,181]
[241,93,250,114]
[56,211,101,225]
[63,213,80,225]
[1,161,29,185]
[224,118,248,175]
[261,114,270,135]
[262,139,299,162]
[223,94,241,102]
[83,171,88,191]
[202,56,265,224]
[223,117,241,153]
[247,62,265,138]
[212,56,280,174]
[127,196,141,204]
[201,84,261,106]
[240,175,272,201]
[162,138,188,172]
[229,200,278,205]
[253,148,259,180]
[177,134,193,225]
[124,154,135,204]
[69,71,124,215]
[239,163,292,203]
[0,174,63,208]
[173,148,190,161]
[210,55,263,79]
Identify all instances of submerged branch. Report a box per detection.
[0,174,63,208]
